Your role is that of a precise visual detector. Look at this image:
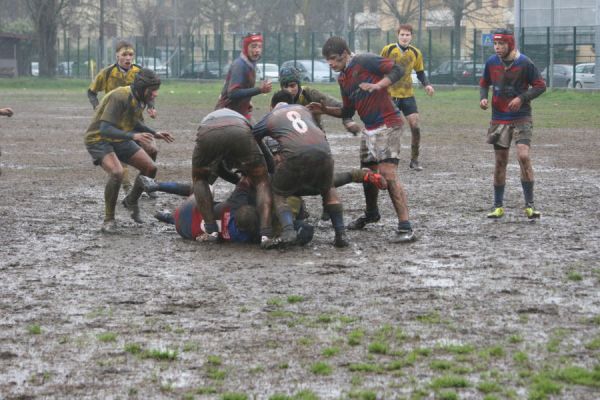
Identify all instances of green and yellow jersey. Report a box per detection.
[89,63,142,94]
[380,43,425,99]
[84,86,144,145]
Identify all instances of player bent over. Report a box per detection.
[192,108,274,247]
[254,91,349,248]
[480,29,546,219]
[84,69,173,233]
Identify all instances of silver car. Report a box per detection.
[281,59,338,82]
[574,63,595,89]
[541,64,573,88]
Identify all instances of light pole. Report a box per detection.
[99,0,104,68]
[417,0,423,49]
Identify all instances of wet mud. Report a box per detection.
[0,90,599,399]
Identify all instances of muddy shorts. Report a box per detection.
[359,125,402,165]
[486,122,533,148]
[86,140,141,166]
[393,96,418,116]
[272,149,334,197]
[192,124,265,181]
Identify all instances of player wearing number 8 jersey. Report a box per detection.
[253,90,349,248]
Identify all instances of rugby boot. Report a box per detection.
[196,231,219,243]
[409,159,423,171]
[260,236,281,250]
[154,210,174,224]
[333,231,350,248]
[524,206,541,219]
[392,227,416,243]
[280,226,298,246]
[122,196,143,223]
[486,207,505,219]
[346,212,381,230]
[101,220,118,234]
[363,170,388,190]
[140,175,160,194]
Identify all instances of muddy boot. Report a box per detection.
[280,226,298,246]
[101,220,118,234]
[334,231,350,248]
[347,211,380,230]
[391,221,416,243]
[122,196,143,223]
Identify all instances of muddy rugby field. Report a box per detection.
[0,82,599,399]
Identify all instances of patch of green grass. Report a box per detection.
[368,341,389,355]
[322,346,340,357]
[482,395,500,400]
[518,313,529,324]
[207,367,226,380]
[310,361,332,375]
[268,310,295,319]
[278,362,289,369]
[339,315,358,324]
[317,314,333,324]
[437,391,458,400]
[124,343,142,355]
[584,336,600,350]
[195,386,218,394]
[97,332,117,342]
[348,329,365,346]
[589,315,600,325]
[298,337,314,346]
[528,373,562,400]
[477,381,502,394]
[479,345,505,360]
[554,365,600,387]
[566,270,583,281]
[416,311,441,324]
[142,349,178,361]
[183,341,199,352]
[348,363,382,373]
[27,324,42,335]
[415,347,432,357]
[287,295,304,304]
[430,375,470,389]
[546,329,569,353]
[348,390,377,400]
[249,365,264,374]
[508,334,524,344]
[430,360,453,371]
[440,344,475,355]
[207,355,222,366]
[513,351,529,365]
[221,393,248,400]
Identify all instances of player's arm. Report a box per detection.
[227,63,265,99]
[133,121,174,142]
[309,89,360,135]
[479,63,491,110]
[359,57,404,92]
[0,107,13,117]
[520,63,547,102]
[87,72,105,110]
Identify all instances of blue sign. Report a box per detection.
[482,34,494,47]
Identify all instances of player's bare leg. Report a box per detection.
[407,113,423,171]
[516,143,540,218]
[122,149,157,223]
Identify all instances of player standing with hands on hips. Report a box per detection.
[480,29,546,220]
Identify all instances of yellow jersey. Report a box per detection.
[89,63,142,94]
[380,43,425,99]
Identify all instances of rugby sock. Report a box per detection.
[325,203,345,234]
[158,182,192,196]
[363,182,379,216]
[104,175,122,221]
[493,184,505,208]
[127,174,145,203]
[276,204,295,231]
[398,220,412,232]
[411,128,421,160]
[333,171,353,187]
[521,180,534,207]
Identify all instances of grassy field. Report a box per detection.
[1,78,599,129]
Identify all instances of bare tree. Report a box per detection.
[437,0,495,59]
[131,0,161,54]
[381,0,430,26]
[26,0,69,77]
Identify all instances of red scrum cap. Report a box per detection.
[242,32,263,57]
[492,29,515,53]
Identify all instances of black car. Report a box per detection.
[429,60,483,85]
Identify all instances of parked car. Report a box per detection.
[574,63,595,89]
[137,57,168,77]
[540,64,573,88]
[429,60,483,85]
[257,63,279,83]
[180,61,228,79]
[281,59,337,82]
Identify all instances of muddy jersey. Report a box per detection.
[480,52,546,124]
[215,56,260,117]
[84,86,144,145]
[252,104,330,157]
[89,64,142,94]
[294,86,342,130]
[338,53,403,130]
[381,43,424,99]
[200,108,251,130]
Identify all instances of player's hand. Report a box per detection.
[147,107,157,119]
[260,80,272,93]
[0,108,13,117]
[508,97,522,112]
[359,82,381,93]
[133,132,155,145]
[344,121,362,136]
[480,99,488,110]
[307,101,325,114]
[424,85,435,96]
[155,131,174,143]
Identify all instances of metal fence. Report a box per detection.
[46,26,598,88]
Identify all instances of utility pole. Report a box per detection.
[342,0,349,39]
[549,0,554,88]
[99,0,105,68]
[596,0,600,88]
[417,0,423,49]
[514,0,521,46]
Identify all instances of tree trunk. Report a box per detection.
[453,12,462,60]
[30,0,61,77]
